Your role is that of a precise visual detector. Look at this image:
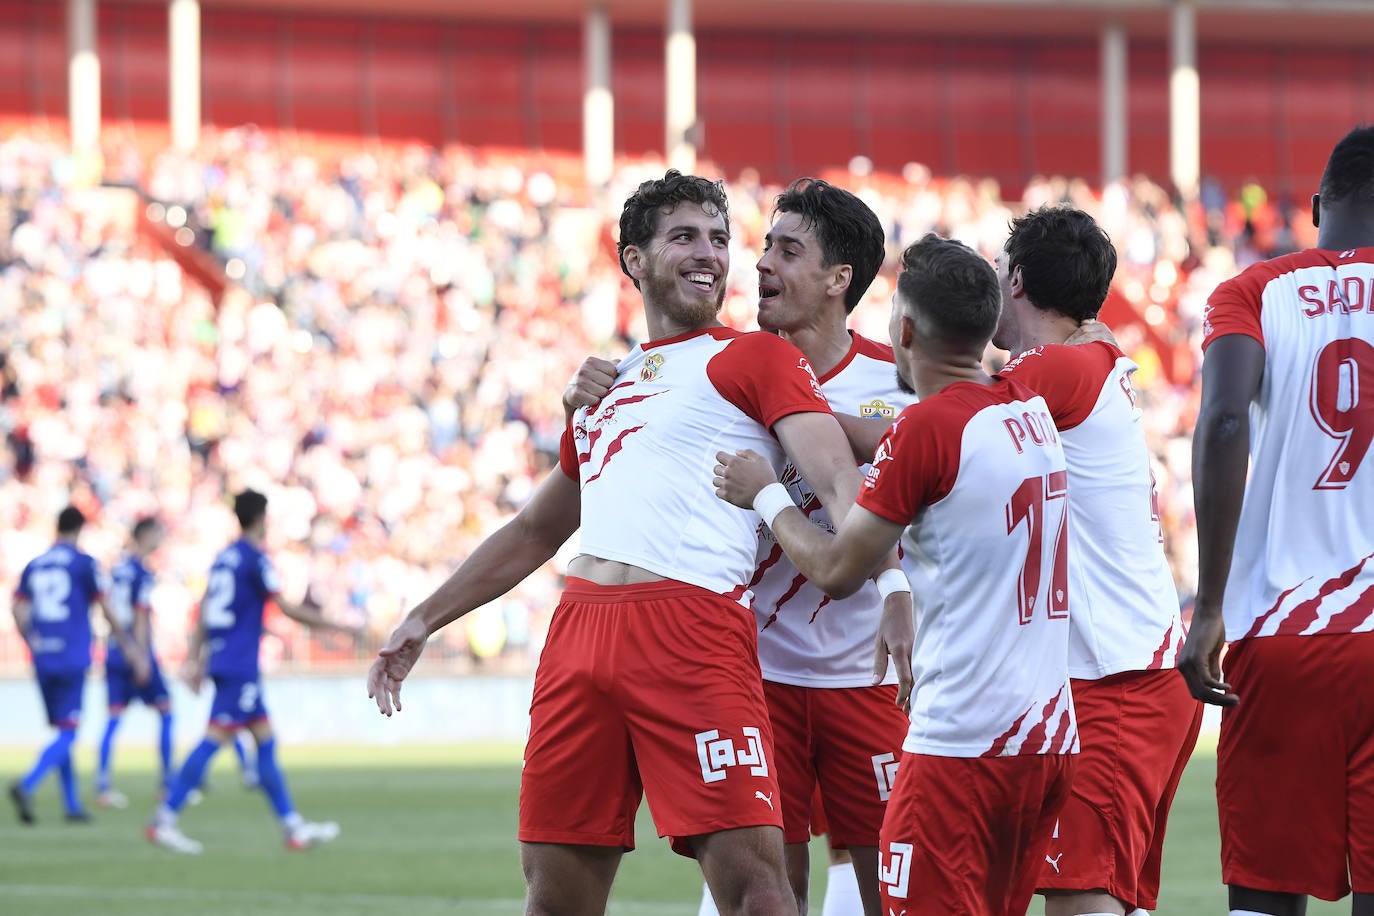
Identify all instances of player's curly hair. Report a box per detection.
[773,178,886,314]
[617,170,730,289]
[1003,206,1116,323]
[896,234,1001,347]
[1320,124,1374,205]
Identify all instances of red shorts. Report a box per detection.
[1218,633,1374,901]
[1037,669,1202,910]
[764,680,907,848]
[879,752,1074,916]
[518,578,782,857]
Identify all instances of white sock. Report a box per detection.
[698,881,720,916]
[822,862,864,916]
[1230,911,1277,916]
[281,811,304,832]
[1129,910,1151,916]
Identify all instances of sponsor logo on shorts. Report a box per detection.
[880,841,913,899]
[1045,852,1064,874]
[871,752,899,802]
[754,790,774,810]
[694,726,769,784]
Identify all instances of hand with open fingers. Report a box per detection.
[367,615,430,716]
[712,449,779,509]
[1176,610,1238,707]
[563,356,619,418]
[874,590,915,714]
[1064,318,1118,347]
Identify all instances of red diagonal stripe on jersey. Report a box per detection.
[982,707,1032,758]
[749,543,785,589]
[1018,684,1068,756]
[1298,583,1374,635]
[724,583,748,604]
[773,573,809,614]
[808,595,832,624]
[1046,706,1075,755]
[1241,578,1315,640]
[584,424,648,484]
[1147,621,1177,671]
[1251,550,1374,638]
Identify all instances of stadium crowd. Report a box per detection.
[0,125,1317,675]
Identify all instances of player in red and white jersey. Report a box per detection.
[568,179,914,916]
[1180,126,1374,914]
[715,234,1076,916]
[992,207,1201,916]
[369,171,881,916]
[744,179,913,916]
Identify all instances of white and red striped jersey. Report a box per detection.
[751,333,917,688]
[857,378,1077,758]
[558,326,832,601]
[1001,342,1184,678]
[1203,247,1374,642]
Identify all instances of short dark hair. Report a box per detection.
[617,170,730,289]
[1319,125,1374,205]
[1003,206,1116,323]
[57,506,85,535]
[896,234,1002,347]
[234,489,268,530]
[132,516,162,542]
[773,178,886,314]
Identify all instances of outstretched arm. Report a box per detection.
[1178,334,1264,707]
[368,468,582,715]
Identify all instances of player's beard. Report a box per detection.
[895,367,916,396]
[644,269,725,329]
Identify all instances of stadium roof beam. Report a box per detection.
[1170,0,1200,199]
[665,0,697,174]
[584,4,614,187]
[1101,17,1127,186]
[169,0,202,153]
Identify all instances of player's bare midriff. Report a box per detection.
[567,555,667,585]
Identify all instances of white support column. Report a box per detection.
[583,5,613,188]
[664,0,696,173]
[1169,0,1200,199]
[1101,17,1127,186]
[169,0,202,152]
[67,0,100,152]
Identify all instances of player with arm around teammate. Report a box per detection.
[1179,125,1374,916]
[9,506,148,824]
[989,206,1203,916]
[714,234,1077,916]
[147,490,350,854]
[369,170,906,916]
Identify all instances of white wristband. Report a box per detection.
[875,568,912,600]
[751,482,795,528]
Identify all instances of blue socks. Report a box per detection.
[165,738,221,813]
[21,728,76,798]
[58,756,81,814]
[254,738,295,820]
[97,716,121,793]
[158,714,174,787]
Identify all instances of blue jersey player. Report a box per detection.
[96,517,173,808]
[9,506,147,824]
[147,490,348,853]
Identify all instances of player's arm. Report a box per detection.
[12,594,32,644]
[368,467,582,715]
[1179,333,1264,707]
[833,413,890,464]
[96,574,150,684]
[182,600,209,692]
[274,594,353,632]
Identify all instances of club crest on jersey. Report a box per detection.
[859,399,896,419]
[640,353,665,382]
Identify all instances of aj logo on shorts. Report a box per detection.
[871,752,900,802]
[880,841,914,899]
[694,727,769,783]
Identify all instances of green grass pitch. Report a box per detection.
[0,743,1350,915]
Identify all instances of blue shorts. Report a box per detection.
[209,675,269,729]
[106,664,171,713]
[37,672,86,728]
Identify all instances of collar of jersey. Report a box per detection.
[638,324,736,351]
